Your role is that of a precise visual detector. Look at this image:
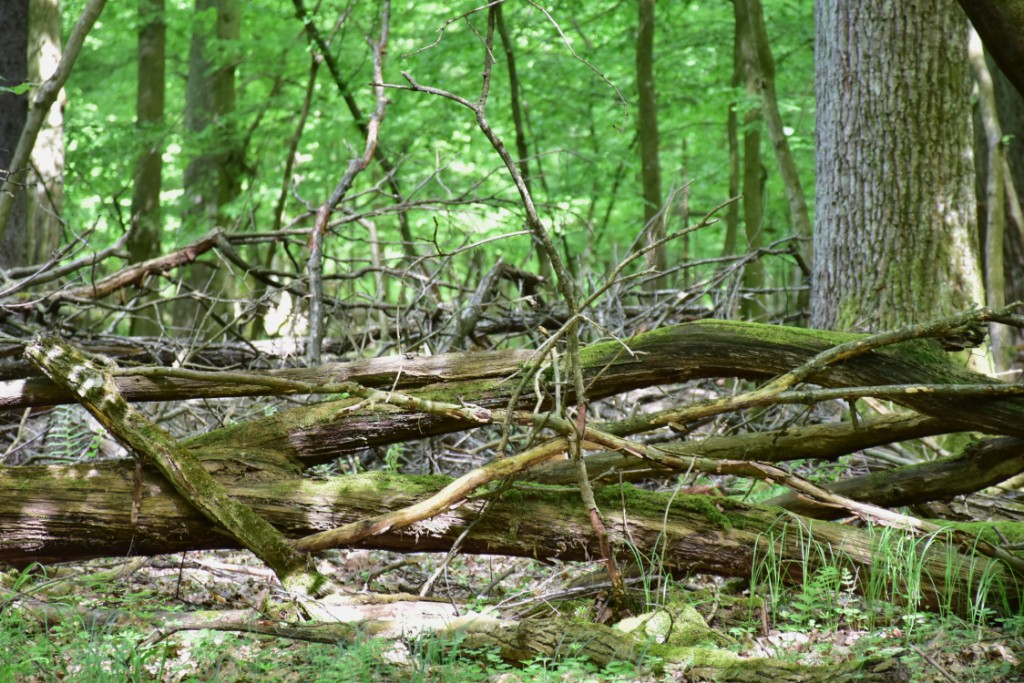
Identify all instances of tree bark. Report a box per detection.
[0,0,29,268]
[24,0,64,268]
[992,62,1024,357]
[0,464,1015,617]
[7,319,1024,443]
[812,0,983,330]
[129,0,166,336]
[636,0,665,289]
[733,0,766,319]
[0,0,105,248]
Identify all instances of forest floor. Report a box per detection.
[3,548,1023,682]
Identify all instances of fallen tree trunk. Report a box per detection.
[0,463,1017,616]
[172,321,1024,468]
[6,319,1024,446]
[6,312,1024,620]
[527,431,1024,519]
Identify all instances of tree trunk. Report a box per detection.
[8,319,1024,440]
[723,99,740,259]
[24,0,64,268]
[176,0,242,334]
[636,0,665,290]
[812,0,983,331]
[733,0,766,320]
[0,0,33,267]
[0,0,104,254]
[993,62,1024,357]
[129,0,166,336]
[969,29,1014,373]
[738,0,812,314]
[956,0,1024,99]
[0,465,1016,618]
[495,3,550,281]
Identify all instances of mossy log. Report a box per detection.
[1,464,1020,617]
[5,317,1024,619]
[7,320,1024,444]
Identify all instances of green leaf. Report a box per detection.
[0,82,34,96]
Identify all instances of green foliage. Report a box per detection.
[58,0,814,276]
[46,405,105,463]
[753,519,1024,637]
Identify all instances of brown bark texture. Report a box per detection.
[812,0,982,330]
[4,317,1024,617]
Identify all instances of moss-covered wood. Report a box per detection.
[0,463,1019,617]
[23,337,319,592]
[10,315,1024,613]
[8,320,1024,442]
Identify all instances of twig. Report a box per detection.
[307,1,392,365]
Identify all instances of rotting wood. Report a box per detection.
[0,465,1018,617]
[23,337,320,593]
[6,316,1024,444]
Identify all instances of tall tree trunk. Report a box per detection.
[129,0,166,336]
[25,0,64,267]
[969,28,1014,373]
[0,0,63,268]
[722,101,740,259]
[992,61,1024,360]
[0,0,30,268]
[495,3,550,281]
[176,0,242,335]
[737,0,812,314]
[812,0,983,331]
[733,0,766,320]
[636,0,665,290]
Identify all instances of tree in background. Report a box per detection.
[176,0,242,332]
[0,0,64,268]
[732,0,766,319]
[737,0,812,315]
[990,61,1024,371]
[635,0,664,290]
[811,0,984,331]
[0,0,30,268]
[128,0,165,336]
[25,0,64,267]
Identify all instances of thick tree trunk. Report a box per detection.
[812,0,983,330]
[0,465,1016,617]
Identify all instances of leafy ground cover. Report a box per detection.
[3,547,1021,682]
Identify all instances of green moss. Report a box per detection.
[416,379,507,403]
[693,318,860,346]
[497,488,529,544]
[942,520,1024,546]
[646,644,743,668]
[594,484,734,530]
[326,470,452,497]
